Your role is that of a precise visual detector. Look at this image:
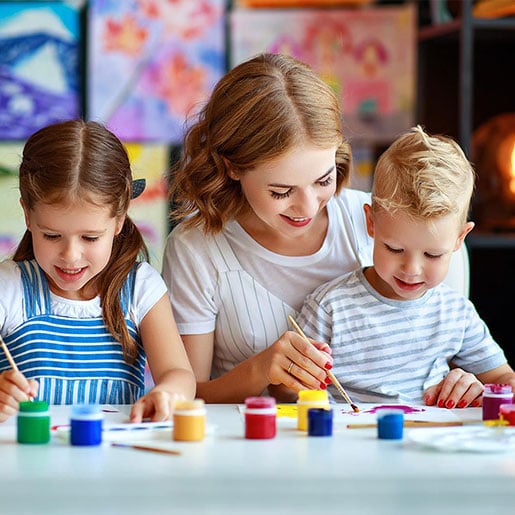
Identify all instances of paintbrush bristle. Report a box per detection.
[352,404,360,413]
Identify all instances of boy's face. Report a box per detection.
[363,204,474,301]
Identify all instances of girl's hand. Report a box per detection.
[423,368,483,409]
[0,370,39,422]
[129,387,185,423]
[258,330,332,394]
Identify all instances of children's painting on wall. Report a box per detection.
[88,0,226,144]
[231,4,415,142]
[125,142,169,272]
[0,2,81,140]
[0,143,25,260]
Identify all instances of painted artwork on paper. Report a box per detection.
[0,143,25,260]
[230,5,415,142]
[0,2,81,140]
[125,142,169,272]
[88,0,226,143]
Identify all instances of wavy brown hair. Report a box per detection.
[15,119,149,363]
[170,53,351,233]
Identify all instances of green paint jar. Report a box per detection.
[17,401,51,444]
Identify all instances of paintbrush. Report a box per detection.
[287,315,360,413]
[0,334,19,372]
[111,443,181,456]
[1,334,34,401]
[346,420,479,429]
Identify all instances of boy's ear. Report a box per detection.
[364,203,374,238]
[454,221,475,251]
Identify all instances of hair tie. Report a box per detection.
[131,178,146,199]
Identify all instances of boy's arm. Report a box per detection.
[477,364,515,391]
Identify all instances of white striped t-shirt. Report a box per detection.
[297,268,507,403]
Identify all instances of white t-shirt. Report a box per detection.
[0,260,165,336]
[163,189,373,378]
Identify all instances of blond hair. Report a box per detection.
[372,125,475,227]
[170,53,351,233]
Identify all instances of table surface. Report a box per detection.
[1,403,514,515]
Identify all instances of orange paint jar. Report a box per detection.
[173,399,206,441]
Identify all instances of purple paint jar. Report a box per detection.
[482,384,513,421]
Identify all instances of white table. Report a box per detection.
[1,404,514,515]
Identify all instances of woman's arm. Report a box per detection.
[130,294,196,422]
[183,332,332,404]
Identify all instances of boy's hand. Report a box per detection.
[423,368,483,408]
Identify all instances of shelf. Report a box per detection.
[419,16,515,42]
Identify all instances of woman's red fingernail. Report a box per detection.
[438,399,445,408]
[324,362,332,370]
[446,400,455,409]
[457,400,467,408]
[471,400,480,407]
[324,376,332,384]
[319,383,327,390]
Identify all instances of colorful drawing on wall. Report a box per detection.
[125,142,169,271]
[230,5,415,141]
[0,143,25,260]
[0,2,81,140]
[88,0,226,143]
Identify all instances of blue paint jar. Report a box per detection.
[377,408,404,440]
[70,404,103,446]
[307,408,333,436]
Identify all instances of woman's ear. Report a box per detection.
[20,198,31,230]
[222,156,239,181]
[364,203,375,238]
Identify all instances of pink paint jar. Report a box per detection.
[482,384,513,421]
[499,404,515,426]
[244,396,276,439]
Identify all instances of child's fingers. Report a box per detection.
[0,370,33,403]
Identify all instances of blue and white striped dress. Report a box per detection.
[0,260,146,404]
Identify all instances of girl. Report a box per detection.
[0,120,195,422]
[163,53,473,404]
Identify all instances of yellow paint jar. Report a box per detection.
[173,399,206,441]
[297,390,330,431]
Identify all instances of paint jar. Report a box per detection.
[70,404,103,446]
[499,404,515,426]
[377,408,404,440]
[244,396,276,439]
[173,399,206,441]
[17,400,50,444]
[482,384,513,421]
[308,408,333,437]
[297,390,330,431]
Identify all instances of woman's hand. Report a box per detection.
[257,330,332,395]
[423,368,483,408]
[0,370,39,422]
[129,387,186,423]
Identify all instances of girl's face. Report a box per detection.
[364,205,473,301]
[22,198,124,300]
[234,143,338,242]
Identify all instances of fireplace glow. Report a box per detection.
[510,142,515,195]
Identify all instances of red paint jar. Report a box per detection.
[482,384,513,421]
[500,404,515,426]
[244,397,276,439]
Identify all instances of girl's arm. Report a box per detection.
[129,294,196,422]
[183,331,332,404]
